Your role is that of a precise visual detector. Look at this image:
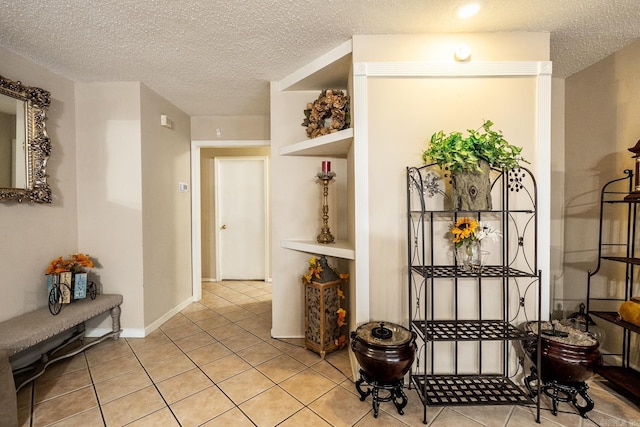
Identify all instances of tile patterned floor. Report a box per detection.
[16,280,640,426]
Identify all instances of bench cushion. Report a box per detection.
[0,294,123,356]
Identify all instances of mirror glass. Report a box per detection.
[0,75,51,203]
[0,94,27,188]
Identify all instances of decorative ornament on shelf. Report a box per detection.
[45,253,96,307]
[450,217,501,272]
[422,120,528,210]
[45,253,94,275]
[302,256,349,357]
[302,89,350,139]
[624,139,640,201]
[316,161,336,244]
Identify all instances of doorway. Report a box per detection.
[190,140,271,301]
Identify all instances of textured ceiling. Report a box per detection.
[0,0,638,116]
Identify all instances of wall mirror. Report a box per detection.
[0,74,51,203]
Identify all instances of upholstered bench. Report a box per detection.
[0,294,123,393]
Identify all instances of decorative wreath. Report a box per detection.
[302,89,351,139]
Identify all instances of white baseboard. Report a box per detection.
[270,329,304,339]
[144,297,194,336]
[86,297,194,339]
[85,327,145,338]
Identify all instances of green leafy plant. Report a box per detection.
[422,120,528,172]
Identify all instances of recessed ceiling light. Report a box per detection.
[457,2,481,19]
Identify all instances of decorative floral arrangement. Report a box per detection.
[302,256,323,285]
[302,89,350,139]
[45,253,95,275]
[450,218,501,248]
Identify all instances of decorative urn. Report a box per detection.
[524,321,603,384]
[350,321,417,383]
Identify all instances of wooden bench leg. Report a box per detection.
[111,305,121,339]
[14,304,123,393]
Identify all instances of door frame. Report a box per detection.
[190,140,270,301]
[214,156,269,282]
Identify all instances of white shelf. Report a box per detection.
[279,40,352,92]
[279,128,353,158]
[281,239,355,260]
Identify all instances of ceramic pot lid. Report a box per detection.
[354,321,413,347]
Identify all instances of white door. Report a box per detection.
[215,157,268,280]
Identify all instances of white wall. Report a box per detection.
[0,47,78,322]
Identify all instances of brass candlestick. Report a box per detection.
[625,139,640,201]
[316,171,336,244]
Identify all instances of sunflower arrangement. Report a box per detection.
[45,253,95,275]
[450,218,501,248]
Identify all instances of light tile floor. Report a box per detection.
[16,280,640,426]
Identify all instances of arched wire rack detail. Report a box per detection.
[406,163,542,423]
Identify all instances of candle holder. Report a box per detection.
[316,171,336,244]
[624,139,640,201]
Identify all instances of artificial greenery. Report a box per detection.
[422,120,528,172]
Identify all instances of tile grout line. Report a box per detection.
[119,336,183,426]
[174,285,357,426]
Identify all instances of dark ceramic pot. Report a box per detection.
[350,321,417,384]
[525,322,603,384]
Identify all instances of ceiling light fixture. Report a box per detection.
[454,44,472,61]
[457,2,481,19]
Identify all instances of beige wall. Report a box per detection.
[564,38,640,360]
[353,32,549,62]
[76,82,192,335]
[367,76,540,323]
[191,115,269,141]
[140,84,192,327]
[0,46,78,322]
[76,82,145,334]
[564,39,640,307]
[355,33,550,324]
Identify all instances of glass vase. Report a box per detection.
[455,242,489,272]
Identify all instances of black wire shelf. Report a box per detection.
[411,265,536,278]
[411,374,533,406]
[411,320,531,341]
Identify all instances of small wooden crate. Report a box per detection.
[304,278,341,358]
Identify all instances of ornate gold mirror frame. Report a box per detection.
[0,75,51,203]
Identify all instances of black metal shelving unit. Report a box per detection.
[586,169,640,401]
[406,164,542,424]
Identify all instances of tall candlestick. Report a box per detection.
[316,170,336,244]
[322,161,327,173]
